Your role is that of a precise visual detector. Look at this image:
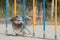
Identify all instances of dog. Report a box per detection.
[10,15,31,36]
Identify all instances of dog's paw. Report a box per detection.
[13,33,16,36]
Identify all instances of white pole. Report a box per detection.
[51,0,54,19]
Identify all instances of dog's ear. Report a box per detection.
[10,18,13,21]
[10,17,14,21]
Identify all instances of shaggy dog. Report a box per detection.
[10,15,31,36]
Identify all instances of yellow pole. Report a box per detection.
[32,0,36,36]
[54,0,57,39]
[55,0,57,33]
[14,0,16,16]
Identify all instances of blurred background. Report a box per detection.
[0,0,60,25]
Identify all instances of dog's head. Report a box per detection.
[10,15,23,24]
[10,15,23,28]
[10,15,22,21]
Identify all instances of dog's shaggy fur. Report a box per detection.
[10,15,31,35]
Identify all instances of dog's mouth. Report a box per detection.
[17,20,20,22]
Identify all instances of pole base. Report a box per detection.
[22,31,25,37]
[55,35,57,40]
[5,30,7,35]
[43,33,45,39]
[33,32,35,37]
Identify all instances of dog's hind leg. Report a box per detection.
[24,28,31,35]
[26,28,31,35]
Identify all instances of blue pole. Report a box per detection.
[22,0,26,28]
[42,0,46,38]
[6,0,8,33]
[22,0,26,36]
[22,0,26,29]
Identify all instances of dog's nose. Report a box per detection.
[18,20,20,21]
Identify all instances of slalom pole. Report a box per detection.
[51,0,54,19]
[32,0,36,37]
[22,0,26,36]
[14,0,16,16]
[54,0,57,39]
[6,0,9,34]
[42,0,46,38]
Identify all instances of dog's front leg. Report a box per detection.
[13,29,17,36]
[12,27,19,36]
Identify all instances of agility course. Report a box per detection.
[0,0,59,40]
[6,0,57,39]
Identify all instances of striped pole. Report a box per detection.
[42,0,46,38]
[22,0,26,36]
[14,0,16,16]
[6,0,9,34]
[54,0,57,39]
[32,0,36,37]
